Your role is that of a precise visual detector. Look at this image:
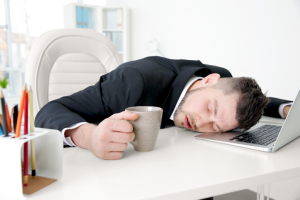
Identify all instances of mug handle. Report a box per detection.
[127,120,138,146]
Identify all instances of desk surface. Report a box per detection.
[27,124,300,200]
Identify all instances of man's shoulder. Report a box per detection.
[115,57,178,77]
[115,56,232,78]
[117,56,205,74]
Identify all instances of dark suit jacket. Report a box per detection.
[35,56,291,131]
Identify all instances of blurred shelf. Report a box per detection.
[64,3,129,62]
[103,29,123,32]
[0,68,25,72]
[4,94,20,98]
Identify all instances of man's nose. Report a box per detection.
[195,115,209,127]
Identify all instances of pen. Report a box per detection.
[11,104,18,132]
[0,112,3,133]
[0,90,9,137]
[15,84,27,138]
[5,101,12,133]
[0,123,3,136]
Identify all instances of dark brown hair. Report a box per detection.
[214,77,270,130]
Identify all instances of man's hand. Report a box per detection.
[65,111,139,160]
[283,105,291,118]
[87,111,139,159]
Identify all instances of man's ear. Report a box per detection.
[200,73,221,86]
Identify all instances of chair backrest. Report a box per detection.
[25,29,122,117]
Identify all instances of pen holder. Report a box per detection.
[0,128,63,199]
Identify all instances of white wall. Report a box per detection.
[108,0,300,100]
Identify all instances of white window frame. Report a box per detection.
[0,0,25,97]
[2,0,13,69]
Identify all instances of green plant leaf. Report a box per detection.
[0,78,9,89]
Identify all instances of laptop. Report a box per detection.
[194,90,300,152]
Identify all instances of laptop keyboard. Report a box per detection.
[230,124,282,146]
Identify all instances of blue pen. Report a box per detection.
[0,124,3,136]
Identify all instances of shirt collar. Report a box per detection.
[170,75,203,120]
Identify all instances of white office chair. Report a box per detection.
[25,29,122,117]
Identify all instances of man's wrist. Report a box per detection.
[278,102,293,118]
[283,105,292,118]
[65,123,97,149]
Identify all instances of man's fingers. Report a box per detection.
[103,151,123,160]
[93,111,139,160]
[110,132,135,143]
[106,142,128,151]
[104,119,134,132]
[110,111,139,121]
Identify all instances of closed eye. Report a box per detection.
[207,103,212,114]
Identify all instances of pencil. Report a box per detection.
[0,90,9,137]
[28,87,34,133]
[5,102,11,132]
[15,84,27,138]
[23,88,28,186]
[29,86,36,177]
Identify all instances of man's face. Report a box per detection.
[174,86,239,133]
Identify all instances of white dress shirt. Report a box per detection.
[169,76,202,120]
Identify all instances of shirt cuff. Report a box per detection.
[278,102,293,118]
[62,122,87,146]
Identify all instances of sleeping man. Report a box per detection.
[35,56,292,160]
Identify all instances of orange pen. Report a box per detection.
[15,84,27,138]
[5,102,11,132]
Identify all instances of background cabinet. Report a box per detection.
[64,3,129,62]
[75,7,90,28]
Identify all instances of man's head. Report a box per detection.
[174,74,269,132]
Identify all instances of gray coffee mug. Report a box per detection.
[125,106,163,152]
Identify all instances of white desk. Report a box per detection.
[26,125,300,200]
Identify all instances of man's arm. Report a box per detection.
[35,66,145,131]
[264,97,293,118]
[35,66,145,160]
[35,82,107,131]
